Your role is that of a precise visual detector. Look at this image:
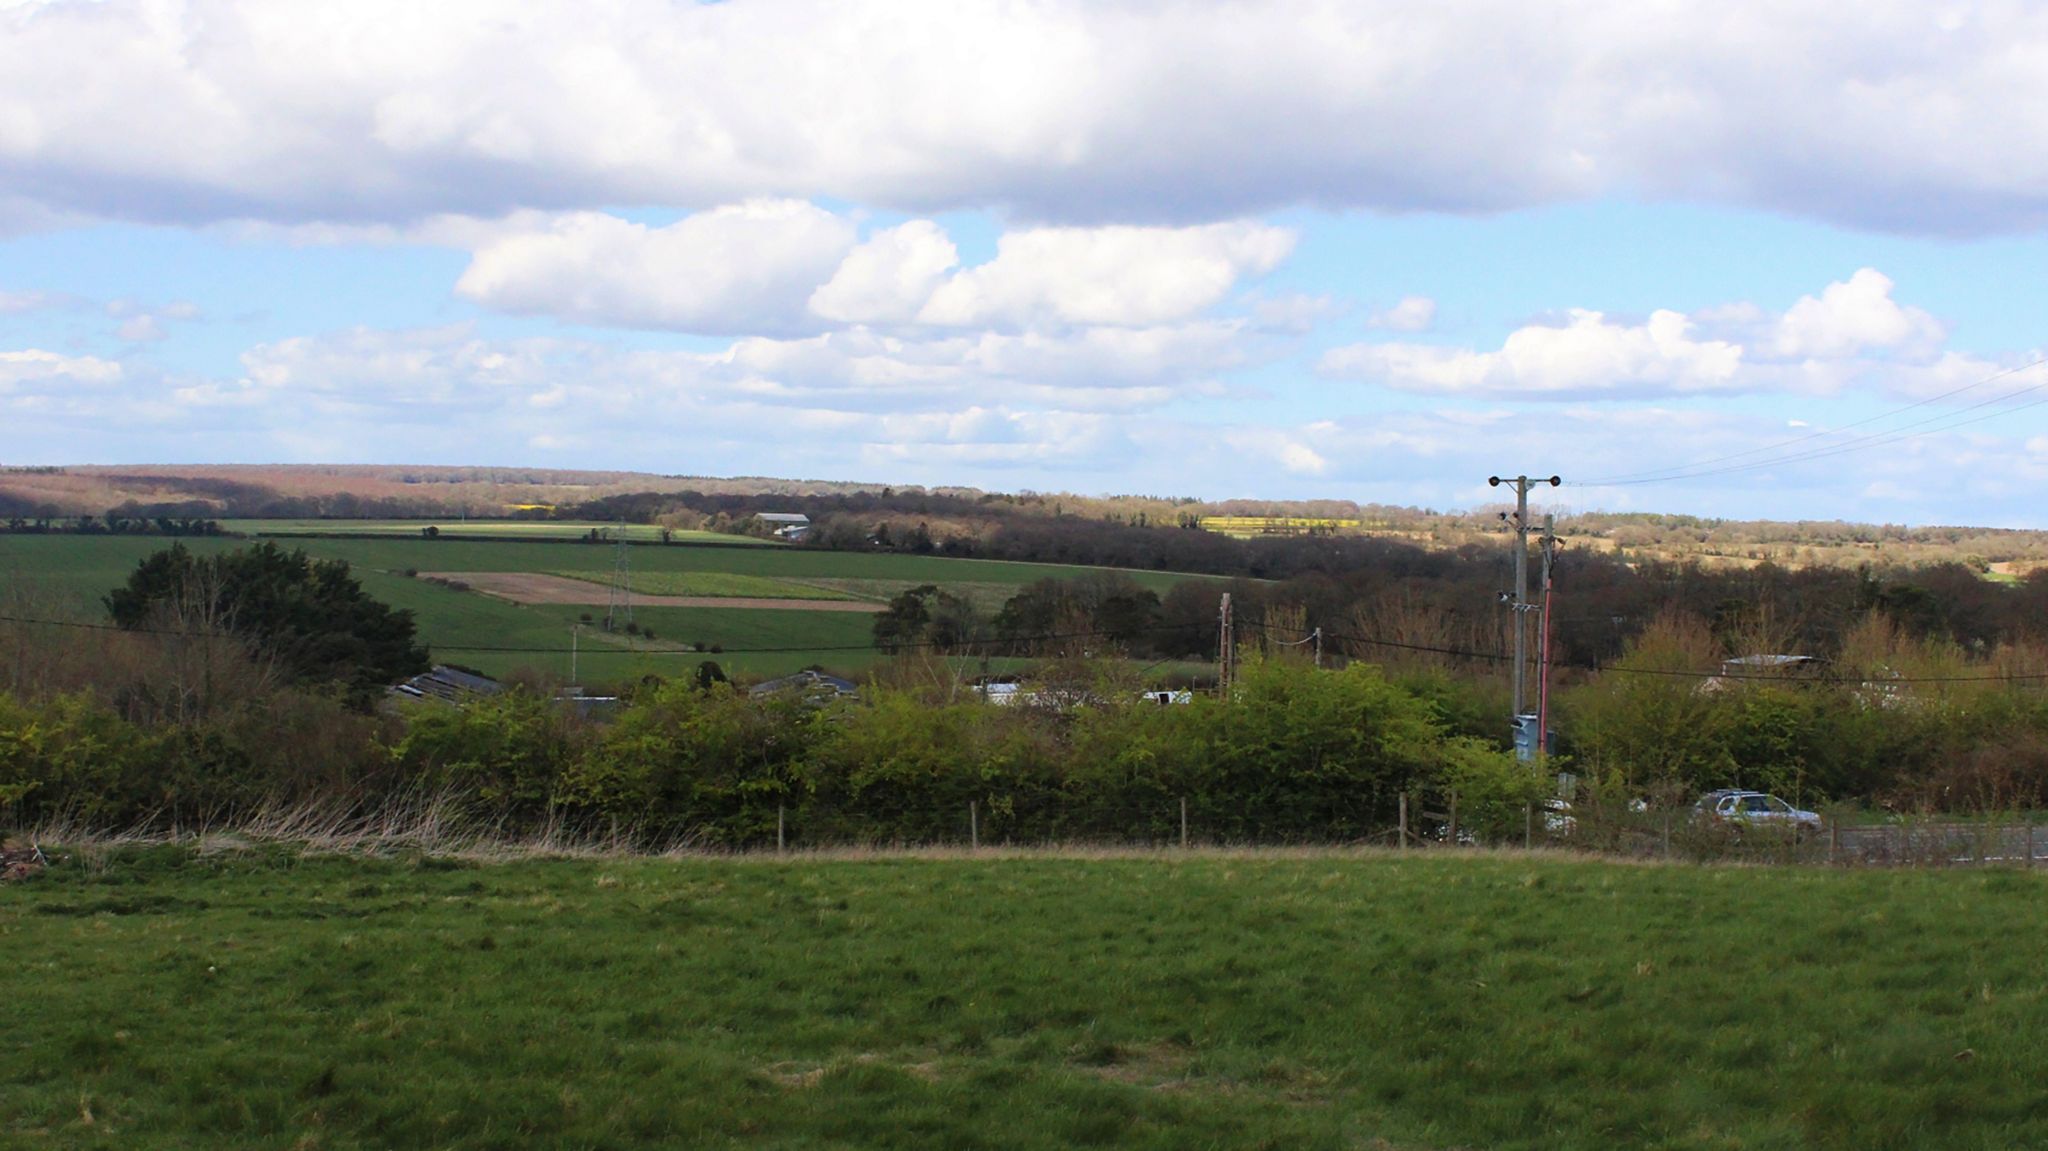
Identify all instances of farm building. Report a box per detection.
[391,665,504,705]
[750,669,858,700]
[753,512,811,540]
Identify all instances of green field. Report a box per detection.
[0,535,1209,682]
[228,519,768,545]
[5,846,2045,1150]
[547,570,861,601]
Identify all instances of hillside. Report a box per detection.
[6,463,2045,575]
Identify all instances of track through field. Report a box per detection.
[420,571,886,611]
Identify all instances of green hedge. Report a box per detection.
[14,650,2048,842]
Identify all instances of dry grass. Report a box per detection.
[17,798,1708,870]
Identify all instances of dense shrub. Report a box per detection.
[19,627,2048,842]
[390,691,583,822]
[798,692,986,842]
[557,680,808,846]
[1195,659,1443,840]
[0,692,151,823]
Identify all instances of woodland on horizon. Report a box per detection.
[3,462,2045,577]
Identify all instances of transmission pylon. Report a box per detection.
[604,521,634,632]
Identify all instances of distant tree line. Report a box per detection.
[2,510,223,536]
[860,540,2048,678]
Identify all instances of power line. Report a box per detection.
[0,611,1207,659]
[1243,618,2048,686]
[1245,619,1509,664]
[1575,355,2048,487]
[1579,354,2048,485]
[15,609,2048,688]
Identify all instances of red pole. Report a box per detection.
[1537,572,1554,758]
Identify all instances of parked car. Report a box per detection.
[1694,789,1822,835]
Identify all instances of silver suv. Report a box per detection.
[1695,789,1822,834]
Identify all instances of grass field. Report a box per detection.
[228,520,768,545]
[546,570,861,601]
[5,845,2046,1150]
[0,535,1210,682]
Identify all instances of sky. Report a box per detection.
[4,1,2048,526]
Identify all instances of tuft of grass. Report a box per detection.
[5,846,2048,1149]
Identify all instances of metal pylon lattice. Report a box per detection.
[604,523,633,631]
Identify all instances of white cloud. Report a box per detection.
[229,325,569,411]
[0,289,58,313]
[961,322,1248,384]
[449,205,1292,345]
[1320,270,2011,401]
[0,348,121,391]
[1224,430,1331,476]
[177,324,1164,479]
[919,222,1294,328]
[1323,308,1743,398]
[116,314,166,342]
[1247,292,1337,334]
[808,220,959,325]
[221,316,1247,428]
[455,201,857,334]
[1368,297,1436,332]
[8,2,2048,234]
[19,318,2048,526]
[1773,268,1944,358]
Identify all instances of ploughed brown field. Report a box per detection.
[420,571,886,612]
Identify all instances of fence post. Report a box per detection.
[1827,819,1837,866]
[1179,797,1189,850]
[777,804,785,855]
[1447,791,1458,847]
[1525,804,1533,850]
[1398,792,1408,850]
[2028,818,2036,869]
[1661,811,1671,859]
[970,800,979,850]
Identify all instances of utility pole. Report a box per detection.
[1536,515,1562,760]
[1489,474,1560,756]
[1217,592,1234,696]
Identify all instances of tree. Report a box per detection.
[105,543,429,708]
[872,584,979,653]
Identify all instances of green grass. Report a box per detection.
[228,519,770,545]
[291,535,1191,590]
[0,535,1210,684]
[0,537,873,680]
[0,535,1218,684]
[546,570,860,601]
[6,847,2048,1150]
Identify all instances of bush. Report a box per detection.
[0,691,151,823]
[798,691,982,842]
[391,691,583,823]
[1434,737,1550,843]
[1196,658,1444,839]
[556,681,808,845]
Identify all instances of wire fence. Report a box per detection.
[16,789,2044,869]
[727,792,2048,869]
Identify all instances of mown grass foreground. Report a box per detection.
[5,849,2046,1150]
